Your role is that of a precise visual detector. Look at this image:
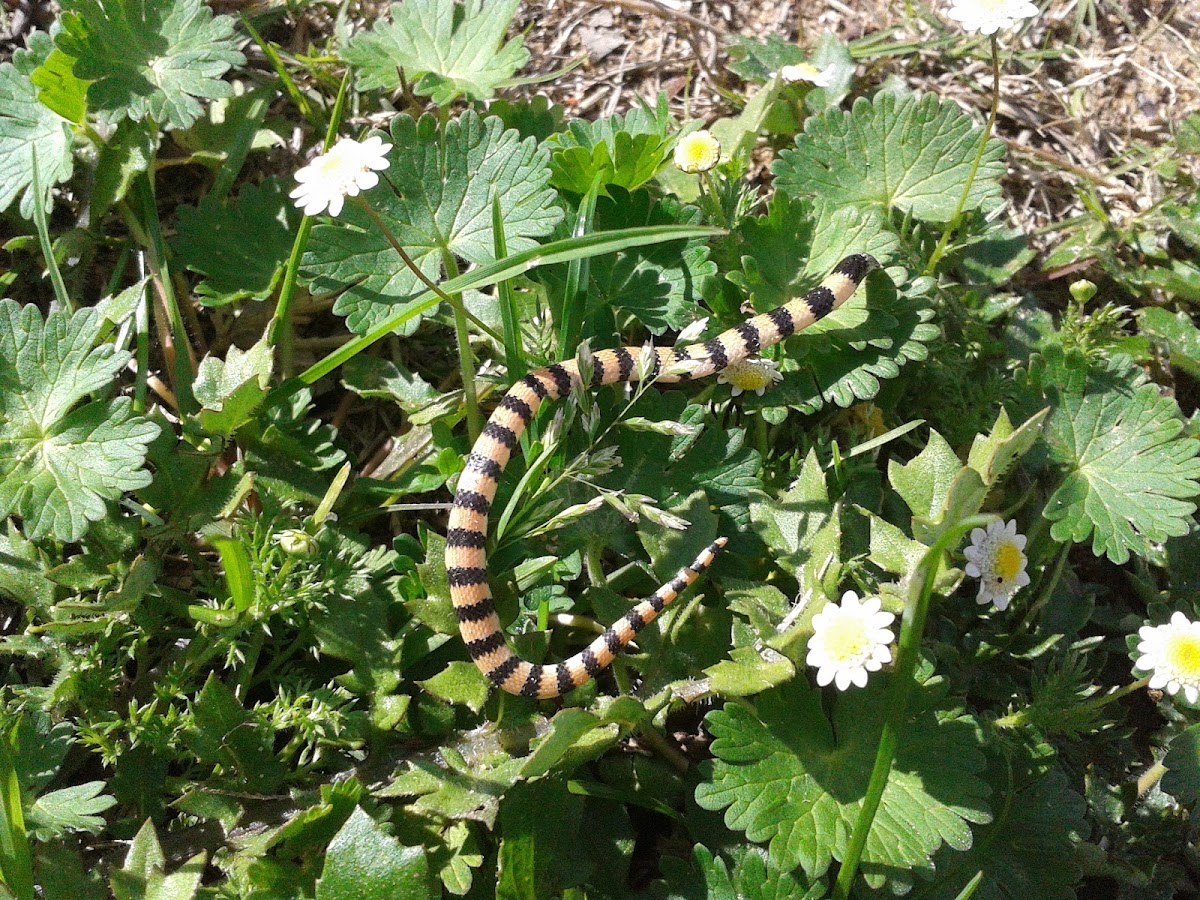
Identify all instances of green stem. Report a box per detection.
[922,35,1000,276]
[492,194,526,378]
[833,515,996,900]
[30,154,72,312]
[354,199,484,440]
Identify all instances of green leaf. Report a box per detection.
[659,843,824,900]
[186,675,286,792]
[0,301,160,542]
[695,679,990,889]
[173,178,301,305]
[377,747,524,828]
[749,449,841,601]
[57,0,244,131]
[539,189,718,334]
[546,97,677,195]
[922,769,1086,900]
[302,111,562,334]
[112,820,205,900]
[30,48,89,125]
[0,520,53,609]
[705,646,796,697]
[497,778,590,900]
[1163,723,1200,806]
[1015,348,1200,564]
[410,529,459,635]
[0,32,75,218]
[739,268,937,416]
[27,781,115,839]
[1139,307,1200,380]
[966,406,1050,488]
[418,662,491,714]
[316,807,435,900]
[191,339,273,437]
[90,118,158,222]
[343,0,528,103]
[773,92,1006,223]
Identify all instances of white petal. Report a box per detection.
[816,665,835,687]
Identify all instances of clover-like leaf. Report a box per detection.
[173,178,301,305]
[773,92,1005,223]
[695,678,990,891]
[0,301,159,542]
[343,0,528,104]
[57,0,244,131]
[1014,348,1200,564]
[0,32,75,218]
[922,769,1086,900]
[546,98,677,196]
[302,111,562,334]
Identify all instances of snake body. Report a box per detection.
[447,253,879,698]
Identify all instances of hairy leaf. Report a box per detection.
[0,32,75,217]
[343,0,528,103]
[302,111,562,334]
[57,0,244,130]
[27,781,115,839]
[773,92,1005,223]
[1015,348,1200,563]
[546,98,677,195]
[695,679,990,890]
[316,807,435,900]
[0,301,159,542]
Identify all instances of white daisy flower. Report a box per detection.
[963,519,1030,610]
[946,0,1039,35]
[777,63,836,87]
[806,591,896,691]
[1135,612,1200,704]
[290,135,392,217]
[673,129,721,174]
[716,357,783,397]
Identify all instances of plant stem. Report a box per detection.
[354,198,484,440]
[834,515,996,899]
[923,35,1001,276]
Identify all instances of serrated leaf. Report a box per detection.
[749,449,841,601]
[662,843,823,900]
[741,272,937,416]
[1015,348,1200,564]
[173,178,301,304]
[377,748,523,828]
[57,0,244,131]
[922,769,1085,900]
[0,301,159,542]
[27,781,115,838]
[1140,307,1200,380]
[191,339,273,437]
[30,47,89,125]
[966,406,1050,487]
[302,111,562,334]
[1162,723,1200,805]
[773,92,1005,223]
[0,520,53,609]
[695,678,990,889]
[186,675,286,792]
[546,98,677,195]
[316,807,435,900]
[538,189,717,334]
[705,646,796,697]
[343,0,528,103]
[91,117,158,221]
[418,661,491,714]
[0,32,75,217]
[889,428,962,523]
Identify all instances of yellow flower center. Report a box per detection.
[790,63,821,79]
[675,132,720,174]
[726,366,773,392]
[994,541,1024,583]
[1164,632,1200,679]
[822,617,869,661]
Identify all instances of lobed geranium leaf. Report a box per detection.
[0,32,75,218]
[27,781,116,839]
[56,0,244,131]
[343,0,528,103]
[1014,348,1200,564]
[656,843,824,900]
[921,769,1087,900]
[173,178,301,305]
[0,301,159,542]
[695,678,990,890]
[773,92,1005,223]
[316,807,435,900]
[191,339,274,438]
[546,97,677,196]
[302,111,562,334]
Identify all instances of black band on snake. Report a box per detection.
[447,253,880,698]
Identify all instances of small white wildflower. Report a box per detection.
[716,357,782,397]
[806,591,896,691]
[1135,612,1200,704]
[778,63,836,87]
[963,519,1030,610]
[674,129,721,174]
[946,0,1039,35]
[290,135,392,217]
